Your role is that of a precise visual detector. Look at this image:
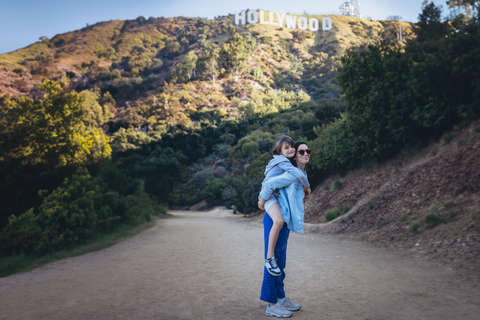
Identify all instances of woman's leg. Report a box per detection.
[265,202,284,259]
[260,213,290,304]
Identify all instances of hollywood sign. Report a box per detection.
[235,10,332,32]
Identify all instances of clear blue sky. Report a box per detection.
[0,0,449,54]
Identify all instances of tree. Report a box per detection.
[202,177,227,205]
[197,34,207,48]
[220,33,257,81]
[173,51,198,82]
[289,54,304,77]
[447,0,479,18]
[165,41,181,57]
[0,80,111,167]
[79,89,115,128]
[415,2,445,42]
[198,44,220,86]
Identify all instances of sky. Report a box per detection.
[0,0,450,54]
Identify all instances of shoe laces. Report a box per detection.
[269,257,279,269]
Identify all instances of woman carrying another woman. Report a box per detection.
[257,141,312,318]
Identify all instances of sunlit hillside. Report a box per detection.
[0,13,413,129]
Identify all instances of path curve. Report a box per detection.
[1,209,479,319]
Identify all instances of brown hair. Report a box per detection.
[272,135,295,156]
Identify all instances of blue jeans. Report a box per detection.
[260,213,290,304]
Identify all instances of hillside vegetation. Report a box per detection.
[0,3,479,275]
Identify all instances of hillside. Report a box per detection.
[304,119,480,280]
[0,13,414,124]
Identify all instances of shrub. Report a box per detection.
[202,177,227,205]
[0,167,153,256]
[331,179,342,193]
[425,214,442,229]
[13,68,26,76]
[342,204,351,214]
[411,223,420,233]
[325,208,341,221]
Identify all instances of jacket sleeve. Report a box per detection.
[277,161,310,187]
[259,172,298,201]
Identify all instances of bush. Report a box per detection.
[331,179,342,193]
[0,167,153,256]
[425,214,442,229]
[325,208,341,222]
[202,177,227,205]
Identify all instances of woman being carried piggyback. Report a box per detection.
[258,136,311,277]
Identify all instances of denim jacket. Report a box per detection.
[259,171,306,233]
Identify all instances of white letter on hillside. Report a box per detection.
[285,15,297,29]
[269,12,277,25]
[247,10,258,24]
[259,10,267,24]
[298,17,308,30]
[322,17,332,31]
[235,11,246,25]
[276,13,286,27]
[309,18,319,32]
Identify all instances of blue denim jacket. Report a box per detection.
[259,171,306,233]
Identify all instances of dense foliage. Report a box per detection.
[311,3,480,169]
[0,84,155,256]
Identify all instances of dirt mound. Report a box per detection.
[305,120,480,281]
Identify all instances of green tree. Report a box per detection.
[289,54,305,77]
[173,51,198,82]
[0,81,111,167]
[220,33,257,81]
[79,89,115,128]
[415,2,445,42]
[198,44,220,86]
[165,41,181,57]
[447,0,479,18]
[202,177,227,205]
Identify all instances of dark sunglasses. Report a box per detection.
[297,149,311,156]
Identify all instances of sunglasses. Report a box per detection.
[297,149,311,156]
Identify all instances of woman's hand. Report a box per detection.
[258,197,267,211]
[303,186,311,198]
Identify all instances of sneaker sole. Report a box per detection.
[265,311,292,318]
[266,270,282,277]
[284,306,301,311]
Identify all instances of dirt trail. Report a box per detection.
[1,209,479,320]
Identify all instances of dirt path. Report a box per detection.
[1,209,479,320]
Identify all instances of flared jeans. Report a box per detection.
[260,213,290,304]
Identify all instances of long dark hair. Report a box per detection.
[291,141,308,168]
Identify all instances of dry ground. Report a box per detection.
[1,208,479,320]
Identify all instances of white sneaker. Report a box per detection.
[279,296,301,311]
[264,256,282,276]
[265,303,293,318]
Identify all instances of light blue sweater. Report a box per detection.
[263,155,310,187]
